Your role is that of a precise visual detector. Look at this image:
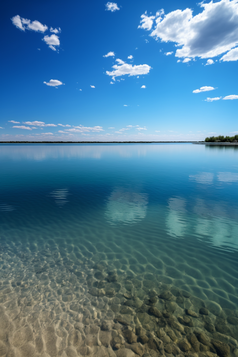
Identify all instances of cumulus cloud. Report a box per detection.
[44,79,63,87]
[65,125,104,133]
[205,59,214,65]
[90,85,95,88]
[141,85,146,88]
[43,132,53,135]
[24,121,57,127]
[193,86,215,93]
[103,51,115,57]
[8,120,20,124]
[205,97,221,102]
[12,125,32,130]
[105,2,119,12]
[140,0,238,61]
[138,11,163,31]
[50,27,61,34]
[106,59,151,80]
[165,51,173,56]
[221,47,238,62]
[0,127,3,129]
[43,34,60,51]
[223,95,238,100]
[183,58,191,63]
[137,127,147,131]
[58,124,71,127]
[11,15,48,32]
[128,55,133,59]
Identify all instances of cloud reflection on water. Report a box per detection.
[105,187,148,225]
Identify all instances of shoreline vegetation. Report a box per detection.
[205,135,238,143]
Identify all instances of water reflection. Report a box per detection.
[49,188,69,207]
[105,187,148,225]
[0,203,15,212]
[166,197,187,238]
[217,172,238,183]
[189,172,214,184]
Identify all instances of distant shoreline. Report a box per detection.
[0,141,199,144]
[0,141,238,145]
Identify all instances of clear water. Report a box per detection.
[0,143,238,356]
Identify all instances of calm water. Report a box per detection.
[0,143,238,356]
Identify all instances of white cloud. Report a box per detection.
[8,120,20,124]
[116,58,125,65]
[165,51,173,56]
[141,85,146,88]
[58,124,71,127]
[205,59,214,65]
[11,15,48,32]
[24,121,57,127]
[12,125,32,130]
[66,125,104,133]
[141,0,238,61]
[106,59,151,80]
[110,81,114,84]
[28,20,48,32]
[103,51,115,57]
[43,34,60,51]
[193,86,215,94]
[223,95,238,100]
[137,127,147,131]
[205,97,221,102]
[119,128,130,132]
[43,132,53,135]
[105,2,119,12]
[138,11,158,31]
[128,55,133,59]
[90,85,95,88]
[123,105,128,107]
[44,79,63,87]
[0,127,3,129]
[183,58,191,63]
[221,47,238,62]
[50,27,61,34]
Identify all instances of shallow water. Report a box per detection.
[0,143,238,357]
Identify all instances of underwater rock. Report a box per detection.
[148,306,162,318]
[177,339,191,352]
[125,342,144,356]
[187,333,200,352]
[227,316,238,325]
[120,306,134,315]
[138,335,149,344]
[159,291,174,301]
[123,329,137,344]
[200,308,209,315]
[186,309,199,318]
[211,340,230,357]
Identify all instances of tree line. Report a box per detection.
[205,135,238,142]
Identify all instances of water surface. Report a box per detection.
[0,143,237,357]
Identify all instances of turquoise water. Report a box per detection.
[0,143,238,357]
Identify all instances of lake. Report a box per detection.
[0,143,237,357]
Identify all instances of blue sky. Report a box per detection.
[1,0,238,141]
